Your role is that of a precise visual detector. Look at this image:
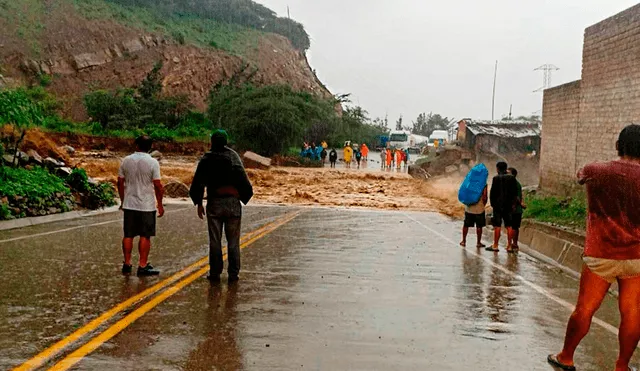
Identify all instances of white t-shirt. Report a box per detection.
[118,152,161,212]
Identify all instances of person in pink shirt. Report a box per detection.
[549,125,640,371]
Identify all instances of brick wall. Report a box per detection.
[540,81,581,194]
[577,3,640,169]
[540,3,640,194]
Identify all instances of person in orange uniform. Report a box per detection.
[361,143,369,161]
[395,149,403,170]
[386,148,393,169]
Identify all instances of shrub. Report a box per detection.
[523,192,587,229]
[66,168,117,209]
[171,30,186,45]
[0,88,47,127]
[208,84,339,156]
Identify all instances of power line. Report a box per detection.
[533,64,559,92]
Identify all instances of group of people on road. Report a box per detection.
[457,125,640,371]
[116,123,640,371]
[301,141,328,162]
[459,161,524,253]
[117,130,253,284]
[380,147,410,170]
[341,142,369,169]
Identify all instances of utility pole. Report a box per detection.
[508,104,513,120]
[534,64,559,92]
[491,60,498,121]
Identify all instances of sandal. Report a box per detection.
[547,354,576,371]
[485,246,499,252]
[476,243,486,248]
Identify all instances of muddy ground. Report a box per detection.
[76,151,464,218]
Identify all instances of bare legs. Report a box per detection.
[616,275,640,371]
[461,227,484,247]
[122,237,152,267]
[556,266,611,367]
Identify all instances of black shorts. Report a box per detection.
[491,210,513,228]
[464,212,486,228]
[123,210,157,238]
[511,213,523,230]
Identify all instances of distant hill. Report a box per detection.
[0,0,330,120]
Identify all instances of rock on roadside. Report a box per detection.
[164,181,190,198]
[243,151,272,170]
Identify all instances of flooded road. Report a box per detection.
[0,205,632,370]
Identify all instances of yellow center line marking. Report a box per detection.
[47,210,302,371]
[13,210,302,371]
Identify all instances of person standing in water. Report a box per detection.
[189,130,253,284]
[329,148,338,168]
[343,144,353,169]
[507,167,526,251]
[117,135,164,277]
[361,143,369,161]
[380,148,387,169]
[355,149,362,169]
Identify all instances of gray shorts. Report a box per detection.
[123,210,157,238]
[583,256,640,284]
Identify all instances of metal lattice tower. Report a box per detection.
[534,64,559,92]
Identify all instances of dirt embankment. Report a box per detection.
[76,151,464,218]
[0,1,333,120]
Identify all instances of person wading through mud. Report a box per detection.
[117,135,164,276]
[487,161,518,253]
[507,167,526,251]
[189,130,253,284]
[549,125,640,371]
[355,148,362,169]
[329,148,338,168]
[344,144,353,169]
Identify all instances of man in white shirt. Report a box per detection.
[117,136,164,276]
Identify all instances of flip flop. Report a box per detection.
[460,242,466,247]
[485,246,499,252]
[477,243,486,248]
[547,354,576,371]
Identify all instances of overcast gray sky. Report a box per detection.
[257,0,638,124]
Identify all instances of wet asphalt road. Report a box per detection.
[0,204,634,370]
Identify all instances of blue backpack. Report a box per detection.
[458,164,489,206]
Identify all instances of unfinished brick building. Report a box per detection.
[540,4,640,194]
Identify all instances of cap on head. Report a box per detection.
[210,129,229,149]
[135,135,153,153]
[617,124,640,159]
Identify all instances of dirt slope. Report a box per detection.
[0,1,333,120]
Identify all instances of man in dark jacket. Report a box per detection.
[189,130,253,283]
[486,161,519,253]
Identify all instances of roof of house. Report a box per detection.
[462,120,541,138]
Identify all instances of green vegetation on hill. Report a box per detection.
[100,0,310,51]
[71,0,263,55]
[2,0,309,56]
